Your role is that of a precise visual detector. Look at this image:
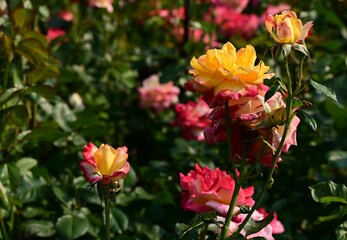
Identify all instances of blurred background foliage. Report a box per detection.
[0,0,346,239]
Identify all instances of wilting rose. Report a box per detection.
[216,208,284,239]
[80,143,130,185]
[89,0,114,13]
[138,74,180,112]
[265,10,313,44]
[186,42,274,107]
[173,97,212,141]
[180,164,254,214]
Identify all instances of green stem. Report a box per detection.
[104,193,111,240]
[220,101,242,239]
[224,102,238,181]
[234,56,295,236]
[294,56,306,95]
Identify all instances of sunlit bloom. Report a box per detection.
[89,0,114,13]
[138,74,180,112]
[186,42,274,107]
[80,143,130,185]
[46,28,66,43]
[216,208,284,239]
[173,97,212,141]
[180,164,254,214]
[265,10,313,44]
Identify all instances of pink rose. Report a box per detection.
[173,97,212,141]
[180,164,254,214]
[138,74,180,112]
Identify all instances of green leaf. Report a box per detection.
[270,45,281,60]
[282,44,292,57]
[11,105,30,126]
[328,151,347,169]
[336,221,347,240]
[0,88,21,106]
[24,125,67,142]
[244,212,274,237]
[16,157,38,175]
[315,206,347,224]
[16,37,49,66]
[0,181,9,207]
[7,163,20,192]
[22,207,53,219]
[11,8,35,31]
[21,220,55,238]
[298,110,317,131]
[309,79,338,103]
[27,84,56,100]
[27,65,60,85]
[16,176,46,203]
[111,207,129,234]
[56,214,89,239]
[309,181,347,204]
[292,43,310,58]
[265,83,281,102]
[292,97,304,109]
[0,32,14,62]
[52,186,72,206]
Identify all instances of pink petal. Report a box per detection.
[82,142,98,165]
[79,160,102,184]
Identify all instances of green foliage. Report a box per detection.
[0,0,346,239]
[310,181,347,239]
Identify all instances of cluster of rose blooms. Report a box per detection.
[79,6,313,239]
[152,0,290,47]
[137,9,313,238]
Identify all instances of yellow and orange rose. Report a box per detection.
[265,10,313,44]
[185,42,274,107]
[80,143,130,185]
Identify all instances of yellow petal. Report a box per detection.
[236,45,256,69]
[94,144,118,176]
